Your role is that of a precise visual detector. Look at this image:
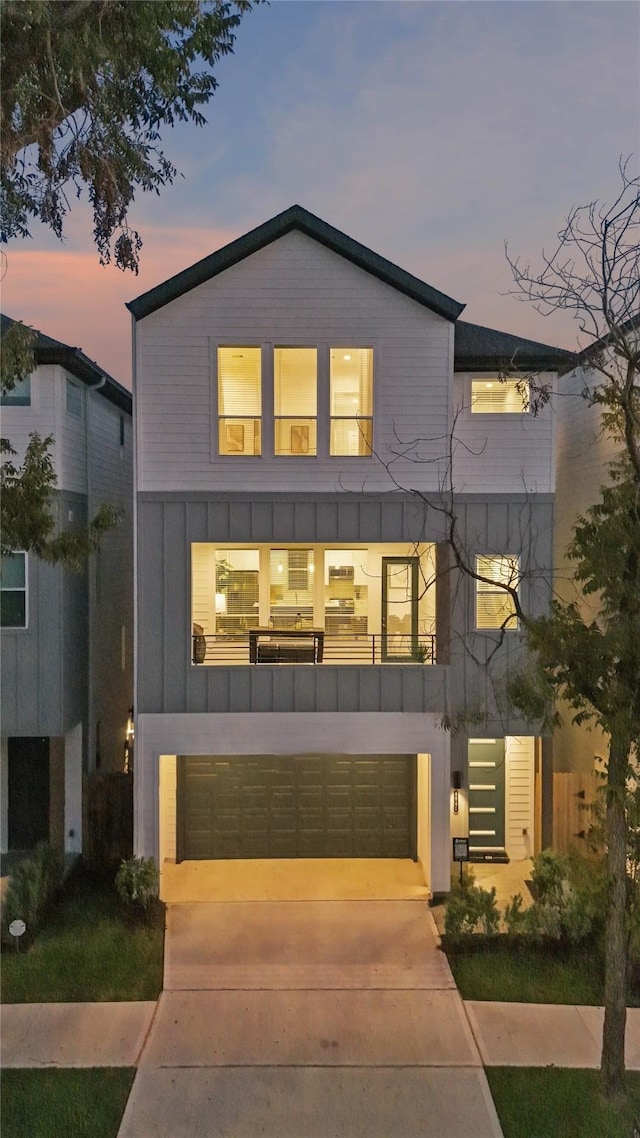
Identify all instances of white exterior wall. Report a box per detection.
[1,362,91,493]
[1,363,59,472]
[505,735,535,861]
[452,373,555,493]
[139,711,451,893]
[135,230,452,495]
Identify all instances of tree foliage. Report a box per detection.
[1,0,259,565]
[1,0,259,271]
[504,163,640,1098]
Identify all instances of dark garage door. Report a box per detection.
[178,755,416,861]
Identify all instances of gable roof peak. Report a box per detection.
[127,205,465,323]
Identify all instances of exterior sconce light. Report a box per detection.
[124,707,135,773]
[452,770,461,815]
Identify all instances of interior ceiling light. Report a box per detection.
[343,354,351,361]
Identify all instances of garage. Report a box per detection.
[177,754,416,861]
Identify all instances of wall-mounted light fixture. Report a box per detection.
[452,770,462,815]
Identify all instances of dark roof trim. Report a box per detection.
[454,319,576,373]
[1,314,131,414]
[557,312,640,375]
[127,204,466,323]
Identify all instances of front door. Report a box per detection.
[381,557,419,661]
[8,737,50,849]
[467,738,506,856]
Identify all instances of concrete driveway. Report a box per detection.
[118,900,502,1138]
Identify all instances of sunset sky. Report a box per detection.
[2,0,638,388]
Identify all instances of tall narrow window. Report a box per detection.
[1,374,31,406]
[330,348,373,455]
[218,347,261,455]
[270,549,314,628]
[471,379,529,413]
[215,549,259,633]
[1,552,27,627]
[66,378,82,417]
[476,555,519,630]
[274,347,317,455]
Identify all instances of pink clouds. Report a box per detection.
[2,224,238,387]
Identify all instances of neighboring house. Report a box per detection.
[552,318,639,826]
[0,315,133,857]
[127,205,572,898]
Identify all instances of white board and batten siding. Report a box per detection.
[451,374,555,494]
[505,735,535,861]
[135,230,452,495]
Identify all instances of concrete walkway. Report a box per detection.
[1,1001,156,1068]
[4,997,640,1072]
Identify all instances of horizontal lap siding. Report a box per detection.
[136,231,451,494]
[452,374,555,493]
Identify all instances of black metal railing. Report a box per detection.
[192,631,437,666]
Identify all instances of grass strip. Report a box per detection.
[1,1068,135,1138]
[445,939,609,1005]
[486,1067,640,1138]
[1,869,164,1003]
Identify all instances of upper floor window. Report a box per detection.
[1,552,27,628]
[274,347,317,456]
[66,377,83,417]
[471,379,529,414]
[330,348,373,455]
[218,347,261,456]
[1,375,31,406]
[476,555,519,630]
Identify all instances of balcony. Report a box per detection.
[192,629,437,666]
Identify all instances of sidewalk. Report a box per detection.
[3,998,639,1069]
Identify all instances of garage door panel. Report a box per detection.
[179,755,414,860]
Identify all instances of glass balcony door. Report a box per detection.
[381,557,419,660]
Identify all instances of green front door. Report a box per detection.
[381,557,419,661]
[467,739,506,855]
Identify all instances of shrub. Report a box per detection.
[505,848,593,945]
[445,880,500,937]
[2,844,64,945]
[115,857,159,911]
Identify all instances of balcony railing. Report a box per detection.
[192,631,437,666]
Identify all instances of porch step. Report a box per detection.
[468,849,510,864]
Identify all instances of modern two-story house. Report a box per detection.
[0,316,133,858]
[128,206,572,898]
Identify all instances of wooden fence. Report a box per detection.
[85,772,133,873]
[552,771,597,853]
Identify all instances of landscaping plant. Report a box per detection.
[2,843,63,946]
[115,856,159,912]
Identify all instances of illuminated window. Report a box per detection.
[270,549,314,628]
[471,379,529,414]
[330,348,373,455]
[1,375,30,406]
[218,347,261,455]
[476,555,519,630]
[1,552,27,627]
[274,348,317,455]
[215,549,259,633]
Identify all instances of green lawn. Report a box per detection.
[487,1068,640,1138]
[1,1068,136,1138]
[1,869,164,1003]
[444,938,640,1006]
